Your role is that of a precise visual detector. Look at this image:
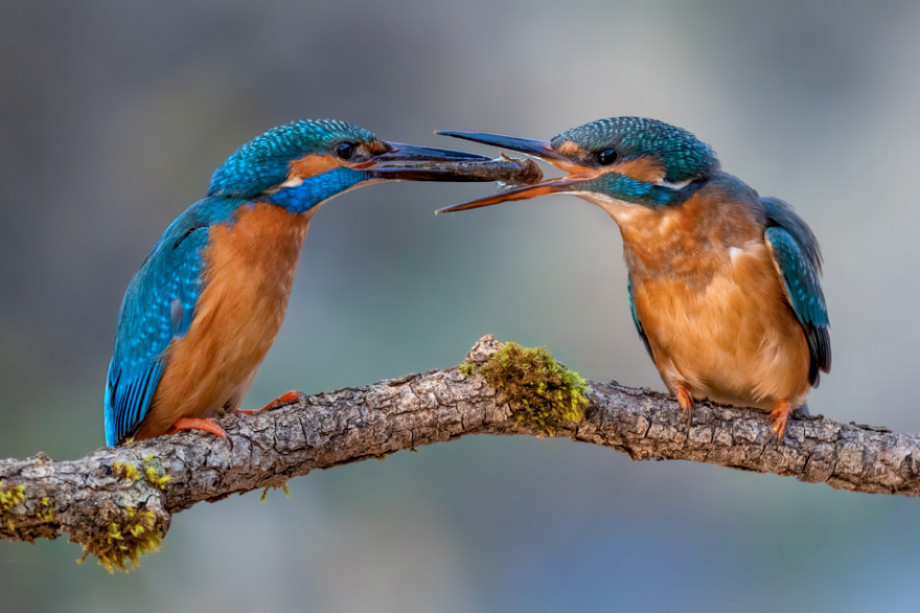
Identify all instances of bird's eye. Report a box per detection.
[596,148,618,165]
[335,142,355,160]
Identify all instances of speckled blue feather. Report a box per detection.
[208,120,374,200]
[552,117,719,183]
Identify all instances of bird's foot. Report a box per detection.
[237,390,306,415]
[166,417,227,439]
[674,383,694,413]
[770,399,791,441]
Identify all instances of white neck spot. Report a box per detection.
[656,177,693,190]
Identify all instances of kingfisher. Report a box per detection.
[437,117,830,439]
[104,119,492,446]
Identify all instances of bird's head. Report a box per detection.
[436,117,719,216]
[208,119,489,213]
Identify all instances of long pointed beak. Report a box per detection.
[354,142,520,181]
[434,130,593,213]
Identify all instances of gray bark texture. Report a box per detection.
[1,335,917,570]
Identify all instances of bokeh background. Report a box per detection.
[2,1,919,611]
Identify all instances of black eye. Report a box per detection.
[335,142,355,160]
[596,148,617,165]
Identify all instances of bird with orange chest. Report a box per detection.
[436,117,830,440]
[104,119,505,446]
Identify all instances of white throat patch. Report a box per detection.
[656,177,693,190]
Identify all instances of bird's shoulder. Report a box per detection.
[693,175,821,265]
[114,197,242,352]
[694,172,765,218]
[150,197,241,257]
[759,196,822,272]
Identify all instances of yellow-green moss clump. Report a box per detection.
[142,455,171,490]
[0,481,26,513]
[463,342,588,436]
[458,362,478,376]
[0,482,26,512]
[112,456,171,490]
[1,481,27,533]
[36,497,54,523]
[79,506,163,573]
[112,461,140,482]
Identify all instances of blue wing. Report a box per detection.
[761,197,831,385]
[104,201,221,445]
[626,275,653,359]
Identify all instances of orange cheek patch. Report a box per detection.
[555,140,580,156]
[610,157,666,183]
[288,153,343,181]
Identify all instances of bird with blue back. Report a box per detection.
[436,117,830,439]
[104,119,499,446]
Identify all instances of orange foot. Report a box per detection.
[674,382,694,413]
[167,417,227,438]
[237,390,305,415]
[770,399,792,441]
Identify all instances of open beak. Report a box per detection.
[359,141,497,182]
[433,131,594,213]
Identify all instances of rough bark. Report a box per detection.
[1,335,917,569]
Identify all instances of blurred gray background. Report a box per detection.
[2,1,919,611]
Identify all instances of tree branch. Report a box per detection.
[1,335,917,570]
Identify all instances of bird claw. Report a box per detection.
[166,417,230,450]
[674,383,694,413]
[769,399,791,441]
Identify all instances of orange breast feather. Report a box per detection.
[135,203,313,439]
[622,194,811,410]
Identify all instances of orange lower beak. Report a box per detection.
[435,176,585,213]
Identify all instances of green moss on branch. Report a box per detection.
[78,506,164,574]
[464,342,588,436]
